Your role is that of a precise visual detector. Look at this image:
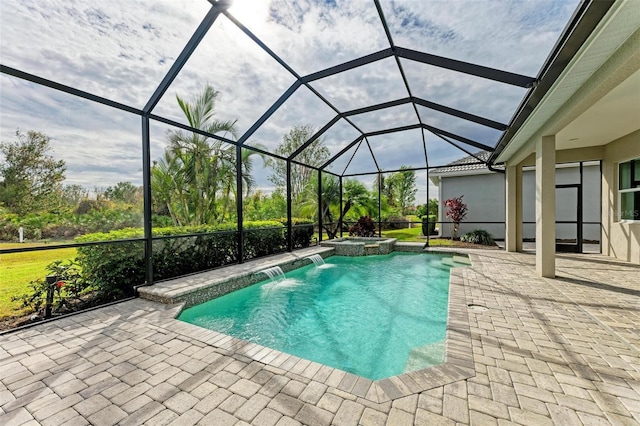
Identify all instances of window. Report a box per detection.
[619,158,640,221]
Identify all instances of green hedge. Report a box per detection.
[275,218,315,249]
[75,220,313,298]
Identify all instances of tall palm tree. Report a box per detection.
[152,84,263,226]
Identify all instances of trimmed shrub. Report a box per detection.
[421,215,437,236]
[75,221,295,298]
[75,228,146,299]
[460,229,495,245]
[275,218,315,248]
[384,216,409,230]
[243,221,285,260]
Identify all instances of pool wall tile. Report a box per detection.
[139,247,335,308]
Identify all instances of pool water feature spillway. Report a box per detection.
[320,236,396,256]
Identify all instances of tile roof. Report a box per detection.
[430,151,504,175]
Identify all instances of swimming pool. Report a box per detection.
[178,252,453,380]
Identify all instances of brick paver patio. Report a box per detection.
[1,249,638,425]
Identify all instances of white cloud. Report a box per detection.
[1,0,580,193]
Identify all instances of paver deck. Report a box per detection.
[1,249,639,425]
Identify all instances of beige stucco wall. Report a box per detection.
[439,164,601,241]
[601,129,640,264]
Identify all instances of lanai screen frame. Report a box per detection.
[0,0,614,287]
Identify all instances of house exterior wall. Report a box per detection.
[439,165,601,241]
[601,130,640,264]
[439,173,505,239]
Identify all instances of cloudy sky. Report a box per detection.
[0,0,580,200]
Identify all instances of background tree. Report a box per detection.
[416,198,439,219]
[374,174,397,209]
[428,198,438,217]
[61,184,89,209]
[0,130,66,214]
[151,84,263,226]
[104,181,141,205]
[267,125,330,203]
[243,190,287,221]
[386,166,417,215]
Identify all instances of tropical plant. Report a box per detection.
[461,229,494,245]
[13,259,92,314]
[443,195,468,239]
[349,216,376,237]
[300,174,376,239]
[151,84,264,226]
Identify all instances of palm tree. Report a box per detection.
[152,84,264,226]
[301,174,376,239]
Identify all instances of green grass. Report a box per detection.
[381,228,455,246]
[381,227,425,242]
[0,243,76,319]
[427,238,455,247]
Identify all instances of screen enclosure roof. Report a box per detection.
[0,0,616,179]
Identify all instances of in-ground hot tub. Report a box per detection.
[320,237,396,256]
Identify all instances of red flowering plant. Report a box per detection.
[443,196,468,239]
[349,216,377,237]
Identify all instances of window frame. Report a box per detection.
[618,157,640,222]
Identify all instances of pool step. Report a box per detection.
[405,340,445,372]
[453,255,472,265]
[441,256,471,267]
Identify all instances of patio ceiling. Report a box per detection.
[0,0,616,181]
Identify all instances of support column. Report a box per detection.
[536,135,556,278]
[506,165,517,252]
[516,165,523,252]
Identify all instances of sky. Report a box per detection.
[0,0,580,202]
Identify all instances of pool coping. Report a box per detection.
[140,244,475,402]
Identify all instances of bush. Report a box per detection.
[460,229,494,245]
[152,214,173,228]
[12,259,93,315]
[243,221,285,260]
[75,221,302,298]
[421,215,437,236]
[0,208,143,242]
[349,216,376,237]
[275,218,314,249]
[384,216,408,230]
[75,228,146,299]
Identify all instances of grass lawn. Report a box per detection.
[381,227,426,242]
[381,228,455,246]
[0,243,76,319]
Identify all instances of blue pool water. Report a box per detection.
[179,252,452,380]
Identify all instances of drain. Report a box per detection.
[467,304,489,312]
